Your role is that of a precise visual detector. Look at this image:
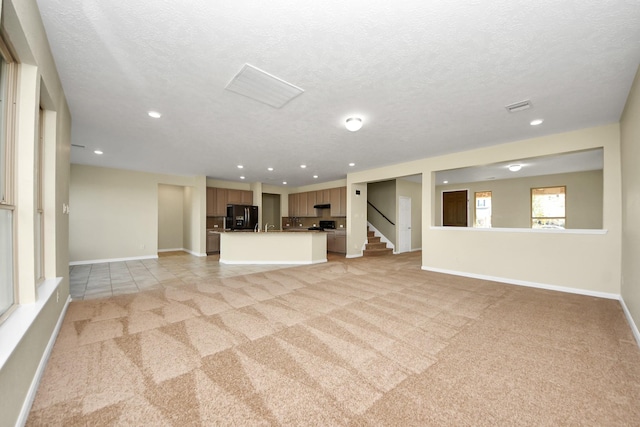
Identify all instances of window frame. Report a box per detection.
[0,34,18,323]
[474,191,492,228]
[531,185,566,229]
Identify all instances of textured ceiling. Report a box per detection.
[35,0,640,187]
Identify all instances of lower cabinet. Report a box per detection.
[326,230,346,253]
[207,232,220,254]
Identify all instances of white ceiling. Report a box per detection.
[35,0,640,187]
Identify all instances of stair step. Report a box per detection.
[363,248,393,257]
[366,242,387,250]
[367,236,381,244]
[367,231,375,237]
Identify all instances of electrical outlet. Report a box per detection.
[56,290,59,303]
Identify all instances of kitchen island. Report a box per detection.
[219,231,327,265]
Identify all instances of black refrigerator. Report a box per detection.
[226,204,258,230]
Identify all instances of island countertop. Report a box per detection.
[219,231,327,265]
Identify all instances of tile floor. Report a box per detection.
[69,251,304,300]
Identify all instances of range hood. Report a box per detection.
[313,203,331,209]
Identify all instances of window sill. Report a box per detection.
[0,277,63,371]
[430,226,608,235]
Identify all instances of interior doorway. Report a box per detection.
[442,190,468,227]
[262,193,281,230]
[398,196,412,252]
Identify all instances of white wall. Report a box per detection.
[349,124,622,295]
[0,0,72,425]
[621,65,640,339]
[158,184,184,250]
[70,165,206,262]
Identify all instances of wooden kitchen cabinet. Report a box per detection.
[206,188,215,216]
[316,189,331,205]
[298,192,308,217]
[206,232,220,254]
[306,191,317,216]
[227,189,253,205]
[330,187,347,217]
[326,230,346,253]
[288,193,298,217]
[213,188,228,216]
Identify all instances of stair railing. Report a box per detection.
[367,201,395,226]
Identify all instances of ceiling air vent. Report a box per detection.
[505,100,532,113]
[225,64,304,108]
[71,144,86,148]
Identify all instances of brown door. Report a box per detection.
[443,190,468,227]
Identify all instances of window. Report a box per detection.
[0,37,17,321]
[35,107,45,283]
[474,191,492,228]
[531,186,566,229]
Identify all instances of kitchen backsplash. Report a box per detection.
[207,215,346,230]
[281,217,346,229]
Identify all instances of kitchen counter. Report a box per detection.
[219,231,327,264]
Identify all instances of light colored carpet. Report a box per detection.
[28,252,640,425]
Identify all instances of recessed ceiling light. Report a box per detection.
[282,181,287,185]
[443,180,448,184]
[348,162,355,167]
[313,175,318,179]
[345,117,363,132]
[300,165,306,169]
[148,111,161,118]
[530,119,544,126]
[240,176,245,180]
[94,150,103,155]
[508,164,522,172]
[267,167,274,171]
[237,165,243,169]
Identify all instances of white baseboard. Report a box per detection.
[69,254,159,266]
[184,248,207,257]
[346,252,363,258]
[620,297,640,348]
[421,265,620,300]
[16,294,71,427]
[157,248,184,253]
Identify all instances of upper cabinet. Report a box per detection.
[287,186,346,217]
[330,187,347,217]
[207,187,253,217]
[227,189,253,205]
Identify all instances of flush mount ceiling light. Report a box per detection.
[345,117,363,132]
[94,150,103,155]
[348,162,355,167]
[267,167,274,171]
[240,176,245,180]
[237,165,243,169]
[148,111,161,118]
[530,119,544,126]
[313,175,318,179]
[300,165,306,169]
[443,180,448,184]
[508,164,522,172]
[282,181,287,185]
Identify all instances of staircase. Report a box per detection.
[363,227,393,257]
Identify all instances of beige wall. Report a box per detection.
[158,184,185,250]
[621,65,640,338]
[434,170,603,229]
[397,178,422,250]
[0,0,72,425]
[349,124,622,294]
[70,165,206,262]
[368,180,396,244]
[183,186,194,251]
